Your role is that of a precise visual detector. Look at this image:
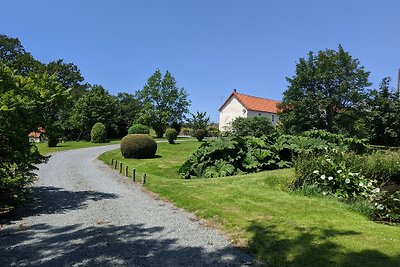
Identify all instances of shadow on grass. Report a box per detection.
[247,221,400,267]
[0,223,254,266]
[0,186,118,224]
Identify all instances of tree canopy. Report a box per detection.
[70,85,118,140]
[279,45,371,136]
[0,63,69,207]
[136,70,190,137]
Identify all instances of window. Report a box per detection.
[272,115,275,122]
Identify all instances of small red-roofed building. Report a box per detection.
[28,127,46,143]
[219,90,280,131]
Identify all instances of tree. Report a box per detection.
[115,92,141,137]
[187,111,210,131]
[229,116,274,138]
[136,70,190,138]
[279,45,371,136]
[0,34,44,76]
[70,85,118,140]
[368,77,400,146]
[0,64,68,208]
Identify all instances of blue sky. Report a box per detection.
[1,0,399,122]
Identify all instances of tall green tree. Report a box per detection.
[0,64,68,208]
[279,45,371,136]
[0,34,44,76]
[368,77,400,146]
[187,111,210,131]
[70,85,118,140]
[115,92,141,137]
[136,70,190,137]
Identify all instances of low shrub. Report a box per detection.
[181,127,192,136]
[165,128,178,144]
[293,150,377,198]
[228,116,274,138]
[120,134,157,158]
[370,191,400,223]
[207,125,220,137]
[180,133,369,179]
[194,129,207,142]
[128,124,150,135]
[293,149,400,223]
[91,122,107,143]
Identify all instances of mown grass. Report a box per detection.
[99,141,400,266]
[36,140,121,155]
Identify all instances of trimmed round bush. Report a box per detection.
[120,134,157,158]
[128,124,150,135]
[165,128,178,144]
[195,129,207,142]
[91,122,107,143]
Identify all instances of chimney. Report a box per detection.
[233,89,237,93]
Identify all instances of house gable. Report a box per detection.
[219,90,280,131]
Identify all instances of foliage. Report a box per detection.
[120,134,157,159]
[207,124,220,137]
[136,70,190,138]
[181,127,192,136]
[0,34,44,76]
[128,123,150,135]
[165,128,178,144]
[367,77,400,147]
[228,116,274,137]
[370,191,400,223]
[194,129,207,142]
[180,131,368,179]
[70,85,118,140]
[115,92,141,137]
[293,149,400,223]
[279,45,371,137]
[91,122,107,143]
[293,150,378,198]
[0,64,70,208]
[187,111,210,130]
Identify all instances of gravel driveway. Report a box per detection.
[0,145,257,266]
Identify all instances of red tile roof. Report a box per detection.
[219,90,280,113]
[28,127,45,138]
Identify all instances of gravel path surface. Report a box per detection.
[0,144,257,266]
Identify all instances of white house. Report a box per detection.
[219,90,280,131]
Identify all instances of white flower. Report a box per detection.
[326,158,332,163]
[328,176,333,181]
[359,182,364,187]
[320,175,326,180]
[367,182,372,187]
[337,170,342,174]
[372,188,380,193]
[349,173,354,176]
[345,178,350,184]
[313,170,319,174]
[376,204,384,210]
[322,191,327,196]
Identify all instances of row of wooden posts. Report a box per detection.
[110,159,146,184]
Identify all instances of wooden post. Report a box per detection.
[119,162,123,173]
[142,173,146,185]
[114,160,117,170]
[111,159,114,166]
[125,165,128,176]
[132,168,136,182]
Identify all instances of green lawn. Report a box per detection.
[36,139,121,155]
[99,141,400,266]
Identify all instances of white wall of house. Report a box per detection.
[247,110,279,126]
[219,96,247,131]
